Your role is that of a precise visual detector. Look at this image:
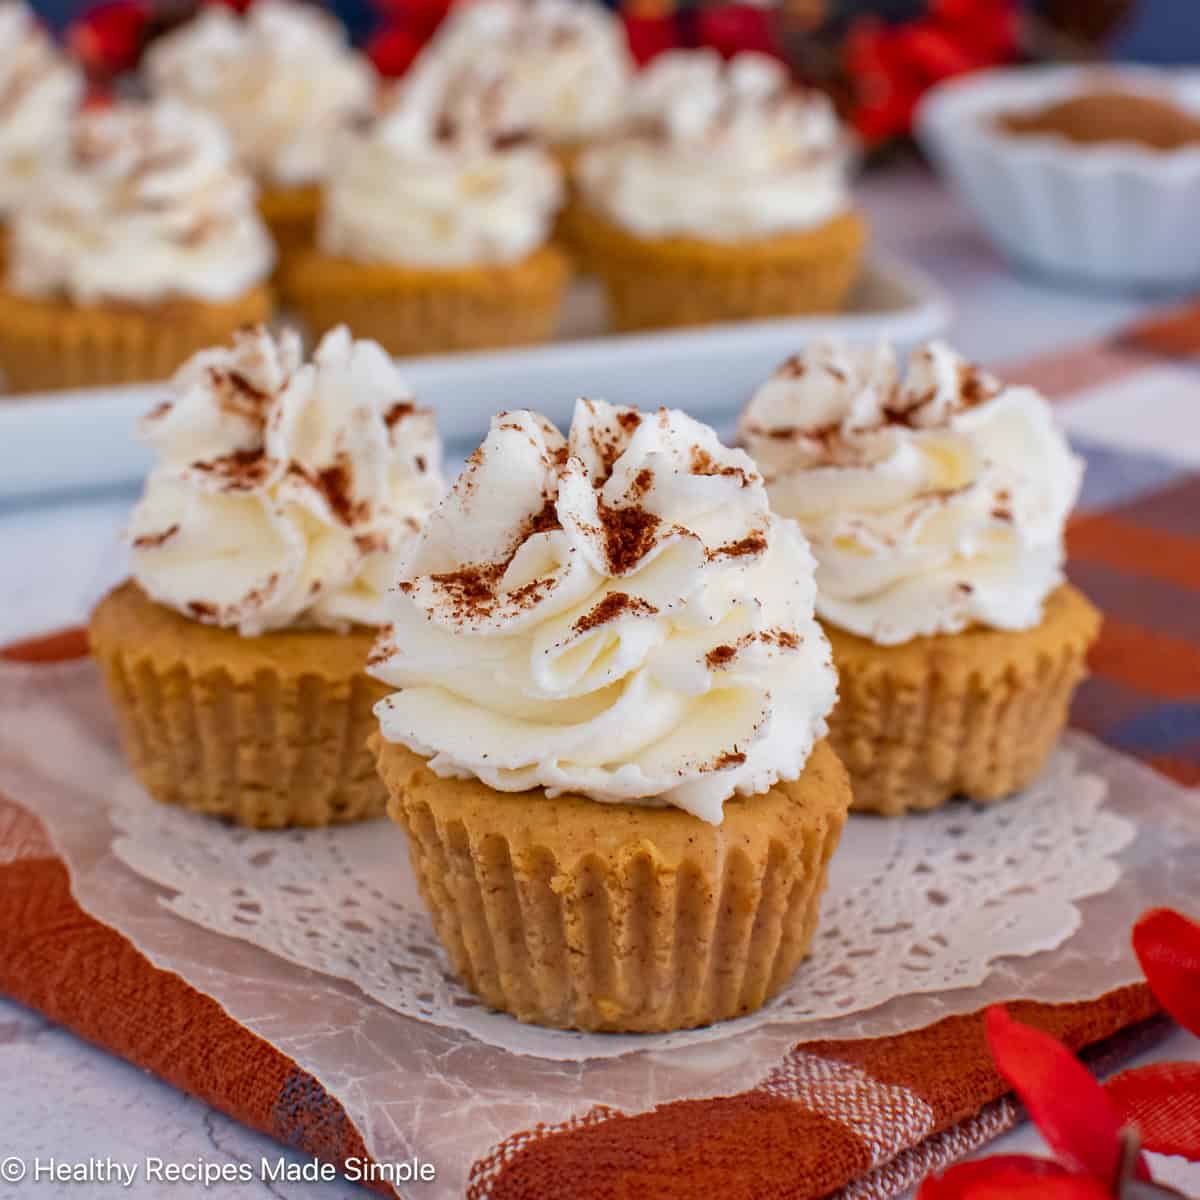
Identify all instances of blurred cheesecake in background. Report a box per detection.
[284,52,568,355]
[145,0,376,276]
[574,48,866,331]
[403,0,633,260]
[0,99,274,391]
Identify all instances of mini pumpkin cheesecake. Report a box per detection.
[0,100,274,392]
[145,0,375,277]
[90,324,444,828]
[409,0,634,261]
[369,399,850,1032]
[739,339,1100,815]
[575,50,866,330]
[284,58,568,356]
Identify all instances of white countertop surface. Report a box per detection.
[1,163,1196,1199]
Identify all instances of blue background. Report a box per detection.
[26,0,1200,63]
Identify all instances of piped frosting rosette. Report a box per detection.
[320,55,563,268]
[411,0,633,145]
[145,0,374,187]
[9,99,273,305]
[129,324,444,636]
[370,398,837,824]
[578,49,850,241]
[739,340,1084,645]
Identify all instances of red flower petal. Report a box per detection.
[365,25,424,77]
[68,0,151,73]
[951,10,1019,63]
[929,0,1014,31]
[852,87,919,145]
[918,1155,1112,1200]
[844,17,890,74]
[696,3,781,61]
[893,22,975,82]
[1134,909,1200,1039]
[622,14,677,66]
[928,0,986,22]
[843,17,930,144]
[986,1007,1132,1187]
[1107,1062,1200,1162]
[371,0,452,38]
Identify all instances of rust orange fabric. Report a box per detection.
[1069,514,1200,597]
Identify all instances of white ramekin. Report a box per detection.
[916,65,1200,293]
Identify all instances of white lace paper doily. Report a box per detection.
[102,733,1133,1061]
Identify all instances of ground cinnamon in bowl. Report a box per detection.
[997,87,1200,151]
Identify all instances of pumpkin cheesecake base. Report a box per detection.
[283,245,569,357]
[0,284,272,392]
[574,205,867,332]
[259,182,320,284]
[825,583,1102,816]
[89,580,388,828]
[374,737,851,1033]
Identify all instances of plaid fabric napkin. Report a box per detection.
[1012,314,1200,789]
[2,308,1199,1198]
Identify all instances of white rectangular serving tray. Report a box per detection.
[0,253,949,502]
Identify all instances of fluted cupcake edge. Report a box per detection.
[374,738,851,1033]
[89,581,388,829]
[825,583,1102,816]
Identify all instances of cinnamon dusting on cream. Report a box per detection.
[573,591,658,633]
[598,500,661,575]
[131,523,180,550]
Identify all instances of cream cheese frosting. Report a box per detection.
[738,340,1084,645]
[577,49,850,241]
[8,99,274,305]
[145,0,375,187]
[0,1,82,216]
[369,399,837,824]
[319,61,562,267]
[412,0,633,145]
[129,325,444,636]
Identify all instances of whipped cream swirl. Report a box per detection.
[578,50,850,241]
[145,0,375,187]
[0,2,82,216]
[9,99,274,305]
[370,399,836,824]
[739,340,1084,645]
[320,64,562,267]
[413,0,632,144]
[129,326,444,636]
